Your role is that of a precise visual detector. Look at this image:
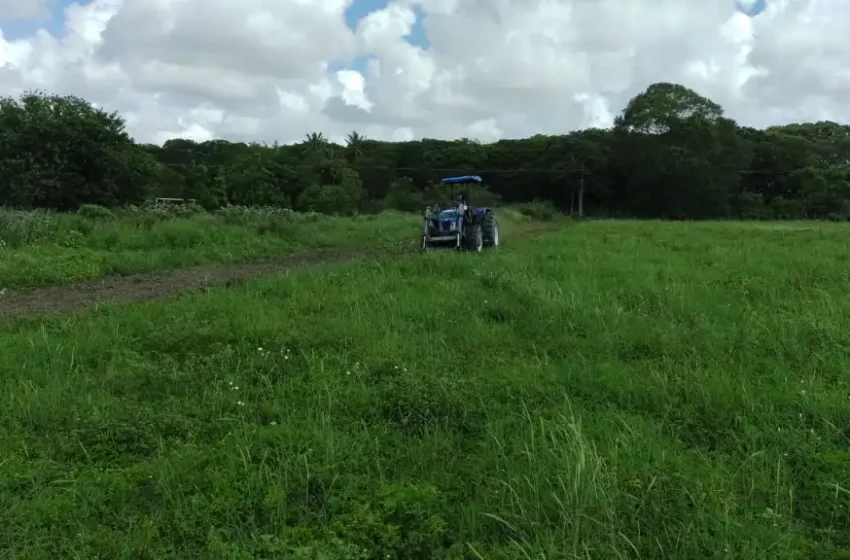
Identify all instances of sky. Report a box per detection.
[0,0,844,146]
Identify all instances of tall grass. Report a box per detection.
[0,204,558,289]
[1,220,848,557]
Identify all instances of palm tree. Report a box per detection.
[345,131,365,162]
[304,132,327,152]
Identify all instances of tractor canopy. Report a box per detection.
[432,177,487,224]
[441,175,482,184]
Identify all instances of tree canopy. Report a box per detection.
[1,84,849,219]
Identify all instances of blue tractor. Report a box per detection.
[420,175,500,252]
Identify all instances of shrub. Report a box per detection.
[514,200,557,221]
[0,208,58,246]
[77,204,115,221]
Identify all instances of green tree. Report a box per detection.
[8,83,850,220]
[345,131,366,162]
[613,82,747,218]
[304,132,327,153]
[0,90,153,209]
[224,152,291,207]
[297,168,363,215]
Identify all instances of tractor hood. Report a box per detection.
[438,208,460,220]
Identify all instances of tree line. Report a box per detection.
[1,83,849,219]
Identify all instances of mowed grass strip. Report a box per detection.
[1,221,849,558]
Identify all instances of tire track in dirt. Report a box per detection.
[0,222,565,320]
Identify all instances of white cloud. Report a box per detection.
[0,0,847,145]
[336,69,373,111]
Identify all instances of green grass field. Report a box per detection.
[0,205,417,289]
[0,205,556,289]
[2,220,849,558]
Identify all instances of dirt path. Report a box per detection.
[0,248,368,320]
[0,222,564,320]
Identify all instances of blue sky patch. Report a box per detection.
[336,0,428,77]
[345,0,429,48]
[738,0,767,16]
[0,0,65,40]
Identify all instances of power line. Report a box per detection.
[156,161,805,175]
[161,162,589,173]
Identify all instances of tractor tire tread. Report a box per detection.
[482,210,498,247]
[465,223,483,252]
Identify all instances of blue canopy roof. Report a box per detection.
[441,175,482,184]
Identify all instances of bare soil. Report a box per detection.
[0,248,366,320]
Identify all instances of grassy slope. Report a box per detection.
[2,220,849,558]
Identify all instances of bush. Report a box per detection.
[297,168,363,215]
[298,185,359,215]
[0,208,58,247]
[214,206,323,236]
[379,179,503,212]
[464,185,502,208]
[514,200,557,221]
[499,208,531,223]
[377,178,425,212]
[77,204,115,221]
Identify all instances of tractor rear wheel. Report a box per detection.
[465,224,483,252]
[482,210,499,248]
